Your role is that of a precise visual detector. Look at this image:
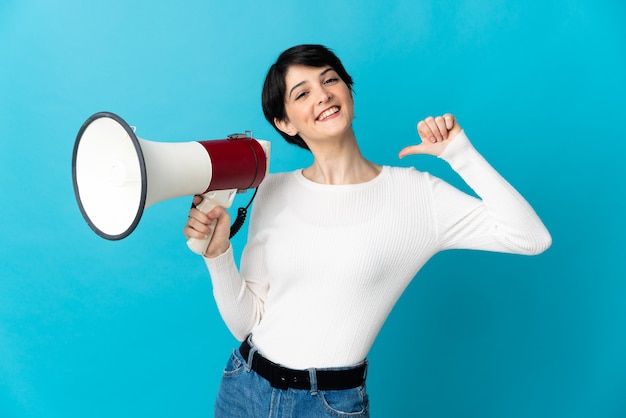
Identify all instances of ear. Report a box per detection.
[274,117,298,137]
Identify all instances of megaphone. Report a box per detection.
[72,111,270,255]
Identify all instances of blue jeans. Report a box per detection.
[214,342,370,417]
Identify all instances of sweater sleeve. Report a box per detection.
[203,192,271,341]
[432,131,552,255]
[203,241,267,341]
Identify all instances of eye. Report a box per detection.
[294,91,308,101]
[323,77,339,85]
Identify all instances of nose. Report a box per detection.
[318,87,332,104]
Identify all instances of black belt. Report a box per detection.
[239,338,367,391]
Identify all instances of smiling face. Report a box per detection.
[274,65,355,147]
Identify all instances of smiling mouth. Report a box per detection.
[317,106,340,121]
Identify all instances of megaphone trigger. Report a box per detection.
[187,189,237,255]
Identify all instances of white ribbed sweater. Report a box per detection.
[205,131,551,369]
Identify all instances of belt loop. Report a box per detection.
[308,368,318,395]
[245,335,257,372]
[364,359,369,381]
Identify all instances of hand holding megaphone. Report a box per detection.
[72,112,270,255]
[185,191,236,257]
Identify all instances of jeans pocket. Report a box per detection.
[319,384,369,416]
[222,349,245,378]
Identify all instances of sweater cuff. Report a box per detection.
[203,243,234,269]
[438,130,473,163]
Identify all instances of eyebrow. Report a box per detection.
[288,67,335,99]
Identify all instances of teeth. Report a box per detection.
[318,107,339,121]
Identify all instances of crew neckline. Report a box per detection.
[293,165,389,190]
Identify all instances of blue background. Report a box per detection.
[1,1,625,417]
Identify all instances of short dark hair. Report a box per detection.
[261,44,354,150]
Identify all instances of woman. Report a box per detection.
[183,44,551,417]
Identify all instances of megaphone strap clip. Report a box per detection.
[227,130,253,139]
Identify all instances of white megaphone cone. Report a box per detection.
[72,111,270,255]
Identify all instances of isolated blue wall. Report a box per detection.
[1,1,625,417]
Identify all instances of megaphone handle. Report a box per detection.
[187,189,237,255]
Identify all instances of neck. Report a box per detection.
[303,141,381,185]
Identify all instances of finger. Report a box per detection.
[183,222,211,240]
[191,195,203,208]
[186,215,213,235]
[443,113,455,130]
[424,117,444,142]
[206,206,226,221]
[417,120,436,143]
[398,144,427,158]
[189,207,210,223]
[434,116,448,140]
